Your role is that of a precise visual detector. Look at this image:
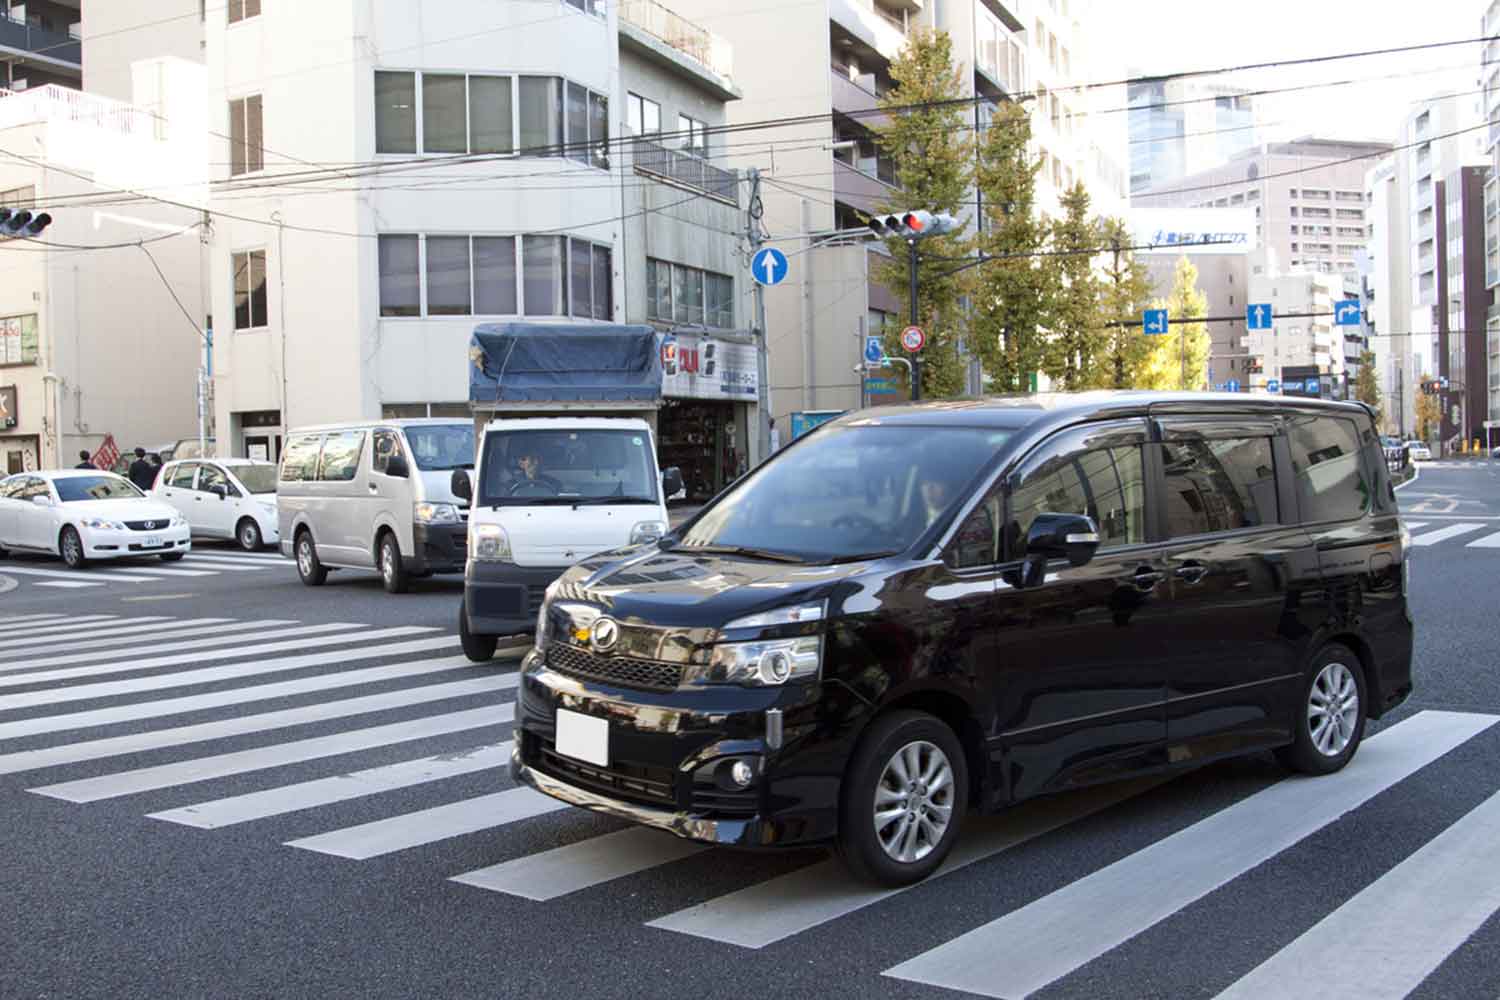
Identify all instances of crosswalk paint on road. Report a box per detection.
[453,827,710,901]
[0,618,263,656]
[1409,523,1487,546]
[0,621,367,677]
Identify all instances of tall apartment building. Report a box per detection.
[0,66,207,473]
[1,0,79,92]
[86,0,759,496]
[1128,78,1257,195]
[1245,249,1346,392]
[1365,155,1413,434]
[1442,165,1492,442]
[1482,0,1500,425]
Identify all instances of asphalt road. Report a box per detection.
[1,471,1498,1000]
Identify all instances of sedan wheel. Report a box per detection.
[60,527,87,569]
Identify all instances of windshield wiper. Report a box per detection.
[572,495,657,508]
[821,549,902,565]
[678,544,808,564]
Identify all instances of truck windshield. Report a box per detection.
[677,423,1012,562]
[478,429,659,506]
[406,424,476,471]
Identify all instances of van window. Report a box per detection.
[1161,437,1277,537]
[1009,445,1146,556]
[404,424,474,470]
[279,434,323,482]
[479,428,657,506]
[167,463,198,489]
[1287,415,1370,522]
[317,431,366,482]
[372,430,404,474]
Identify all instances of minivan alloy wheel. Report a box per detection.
[296,538,313,576]
[1308,661,1360,757]
[874,740,955,864]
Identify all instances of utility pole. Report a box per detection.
[746,168,771,464]
[908,237,921,401]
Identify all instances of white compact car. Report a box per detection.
[0,469,191,568]
[155,457,279,550]
[1405,441,1432,461]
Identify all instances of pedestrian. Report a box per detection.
[75,449,94,469]
[768,417,781,453]
[127,447,157,491]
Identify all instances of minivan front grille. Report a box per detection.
[537,739,676,808]
[545,643,682,691]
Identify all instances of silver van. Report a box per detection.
[276,419,473,593]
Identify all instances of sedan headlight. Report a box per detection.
[470,522,512,562]
[170,513,188,527]
[81,517,127,531]
[630,520,667,545]
[686,635,823,687]
[415,502,460,524]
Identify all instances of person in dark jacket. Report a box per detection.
[75,450,94,469]
[127,448,157,491]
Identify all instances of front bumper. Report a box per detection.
[510,649,839,849]
[82,524,191,558]
[463,561,566,636]
[411,521,466,574]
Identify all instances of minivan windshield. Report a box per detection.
[678,423,1012,562]
[406,424,476,471]
[478,429,659,506]
[231,465,278,495]
[56,475,143,502]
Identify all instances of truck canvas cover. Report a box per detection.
[468,323,663,406]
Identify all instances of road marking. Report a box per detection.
[286,784,561,860]
[0,618,265,656]
[0,566,161,583]
[0,634,457,712]
[1401,522,1428,530]
[0,654,483,741]
[151,741,515,828]
[0,613,138,635]
[1409,523,1486,546]
[0,613,66,626]
[121,594,194,601]
[454,827,710,901]
[30,705,507,803]
[1466,530,1500,548]
[0,622,377,679]
[649,776,1174,948]
[881,711,1499,999]
[0,672,513,775]
[1216,788,1500,1000]
[184,554,285,568]
[33,581,106,589]
[104,566,220,578]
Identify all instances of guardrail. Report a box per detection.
[618,0,734,81]
[631,137,738,204]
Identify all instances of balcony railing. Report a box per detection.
[631,136,737,204]
[619,0,734,81]
[0,13,80,66]
[0,84,157,137]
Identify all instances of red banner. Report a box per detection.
[91,434,120,471]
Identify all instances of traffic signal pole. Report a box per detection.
[908,238,921,402]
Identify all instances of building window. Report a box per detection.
[646,259,734,328]
[563,0,606,16]
[380,234,608,320]
[228,95,264,176]
[627,92,661,135]
[375,72,417,154]
[378,236,420,317]
[0,314,39,366]
[678,114,709,158]
[228,0,260,24]
[232,250,268,330]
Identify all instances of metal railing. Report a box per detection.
[631,137,738,203]
[0,84,157,137]
[618,0,734,81]
[0,13,81,65]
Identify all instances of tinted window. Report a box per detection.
[949,489,1002,569]
[1009,445,1146,556]
[279,435,323,483]
[167,463,198,489]
[56,476,142,502]
[317,432,365,482]
[1287,415,1370,522]
[1161,437,1278,537]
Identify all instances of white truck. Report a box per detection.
[454,323,682,661]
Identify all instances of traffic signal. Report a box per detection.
[868,210,960,239]
[0,208,52,237]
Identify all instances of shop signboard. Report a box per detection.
[0,315,38,366]
[790,410,844,439]
[0,384,16,429]
[659,332,758,401]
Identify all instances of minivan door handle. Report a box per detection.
[1132,567,1164,592]
[1174,561,1208,585]
[367,483,378,494]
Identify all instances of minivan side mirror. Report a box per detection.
[661,466,684,499]
[450,468,472,502]
[385,454,410,479]
[1024,512,1100,569]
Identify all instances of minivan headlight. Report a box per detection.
[630,520,667,545]
[415,502,459,524]
[686,635,823,687]
[471,523,512,561]
[535,597,551,647]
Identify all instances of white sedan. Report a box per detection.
[0,469,191,568]
[1405,441,1432,461]
[153,457,279,550]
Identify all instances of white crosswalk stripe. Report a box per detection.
[1410,523,1487,546]
[453,827,710,901]
[286,785,561,860]
[0,566,162,583]
[0,613,144,636]
[1466,530,1500,548]
[0,621,367,677]
[0,612,67,626]
[0,618,263,656]
[30,581,104,589]
[1,547,292,592]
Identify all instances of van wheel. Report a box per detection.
[1275,643,1367,775]
[236,518,263,551]
[379,533,409,594]
[459,601,497,662]
[60,526,87,569]
[835,711,967,887]
[295,530,327,587]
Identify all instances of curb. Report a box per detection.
[1393,462,1420,493]
[0,575,16,594]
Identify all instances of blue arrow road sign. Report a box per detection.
[863,336,884,365]
[1225,379,1240,392]
[1334,300,1361,326]
[1267,378,1281,393]
[752,247,789,286]
[1246,303,1272,330]
[1143,309,1168,335]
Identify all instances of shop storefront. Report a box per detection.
[0,382,40,474]
[657,331,758,503]
[238,410,283,462]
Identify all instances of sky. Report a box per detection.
[1091,0,1485,145]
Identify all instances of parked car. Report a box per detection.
[1405,440,1432,461]
[510,393,1413,886]
[0,469,190,568]
[276,419,473,594]
[154,457,279,550]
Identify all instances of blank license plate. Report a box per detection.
[145,536,162,547]
[555,708,609,767]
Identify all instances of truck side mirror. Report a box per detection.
[661,466,684,499]
[451,468,472,501]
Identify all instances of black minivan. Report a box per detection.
[508,393,1413,885]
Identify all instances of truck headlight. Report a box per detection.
[415,502,459,524]
[685,635,823,687]
[630,520,667,545]
[471,523,512,561]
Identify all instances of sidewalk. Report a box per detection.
[668,505,703,528]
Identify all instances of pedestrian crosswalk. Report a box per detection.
[0,547,292,590]
[2,612,1498,999]
[1402,520,1500,549]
